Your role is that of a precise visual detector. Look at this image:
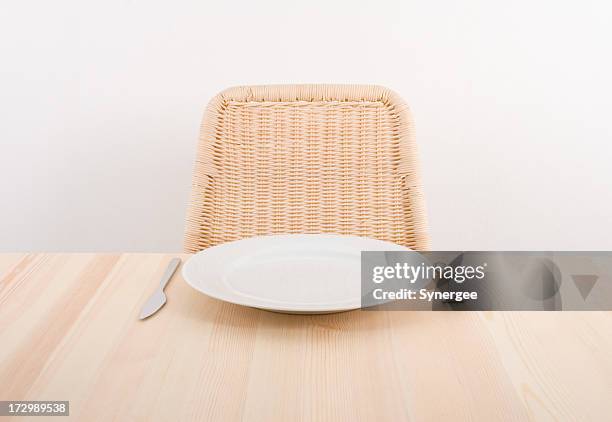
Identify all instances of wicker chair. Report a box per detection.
[184,85,429,253]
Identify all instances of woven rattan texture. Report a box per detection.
[185,85,429,252]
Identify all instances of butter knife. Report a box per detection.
[139,257,181,320]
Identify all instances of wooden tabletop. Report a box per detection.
[0,254,610,421]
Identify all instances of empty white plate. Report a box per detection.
[182,234,411,313]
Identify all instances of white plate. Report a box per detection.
[182,234,411,314]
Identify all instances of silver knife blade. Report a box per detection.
[139,257,181,320]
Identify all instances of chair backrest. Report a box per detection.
[184,85,429,252]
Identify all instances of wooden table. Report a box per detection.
[1,254,610,421]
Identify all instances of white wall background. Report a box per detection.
[1,0,611,252]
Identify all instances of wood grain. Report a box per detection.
[0,254,610,421]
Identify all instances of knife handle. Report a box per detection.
[160,258,181,291]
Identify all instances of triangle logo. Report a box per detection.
[571,275,598,300]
